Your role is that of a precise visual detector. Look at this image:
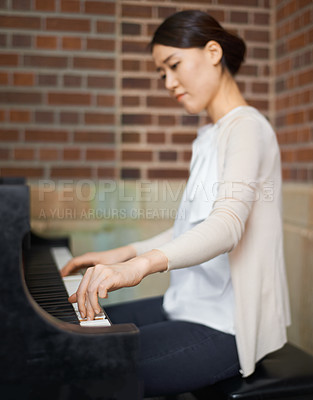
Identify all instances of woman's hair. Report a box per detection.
[150,10,246,76]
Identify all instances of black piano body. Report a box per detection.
[0,180,141,400]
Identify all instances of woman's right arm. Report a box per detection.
[60,227,173,277]
[60,244,137,277]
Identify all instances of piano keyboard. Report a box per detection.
[24,245,111,327]
[51,247,111,327]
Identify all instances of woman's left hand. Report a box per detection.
[68,262,145,320]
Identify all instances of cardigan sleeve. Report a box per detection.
[156,116,266,270]
[131,227,173,256]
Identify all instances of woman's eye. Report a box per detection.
[170,62,179,70]
[160,74,166,81]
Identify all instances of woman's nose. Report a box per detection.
[165,72,178,91]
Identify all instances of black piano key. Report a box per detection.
[24,246,80,325]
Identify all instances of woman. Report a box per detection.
[62,10,290,397]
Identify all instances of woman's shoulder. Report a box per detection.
[219,106,275,141]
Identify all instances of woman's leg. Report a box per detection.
[105,297,240,397]
[105,296,166,327]
[139,320,240,397]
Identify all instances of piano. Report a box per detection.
[0,179,141,400]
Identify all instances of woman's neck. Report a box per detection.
[207,72,248,124]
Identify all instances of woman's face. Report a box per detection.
[152,43,223,115]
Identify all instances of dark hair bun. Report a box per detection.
[150,10,246,76]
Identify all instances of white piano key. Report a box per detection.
[50,246,111,327]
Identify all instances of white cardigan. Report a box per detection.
[132,106,291,377]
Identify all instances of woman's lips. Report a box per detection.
[176,93,185,102]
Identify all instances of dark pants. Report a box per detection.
[105,296,240,397]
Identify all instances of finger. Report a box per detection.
[76,267,93,319]
[60,253,98,277]
[68,293,77,303]
[87,265,104,316]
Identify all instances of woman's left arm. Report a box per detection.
[69,249,168,320]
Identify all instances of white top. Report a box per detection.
[163,118,235,334]
[132,106,291,377]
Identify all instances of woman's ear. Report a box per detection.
[204,40,223,66]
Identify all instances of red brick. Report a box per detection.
[147,132,165,143]
[121,168,140,179]
[0,16,41,30]
[87,76,115,89]
[298,69,313,86]
[62,36,82,50]
[10,110,31,122]
[48,92,91,106]
[158,115,175,126]
[122,40,149,54]
[122,132,140,143]
[96,21,115,34]
[38,74,58,86]
[147,96,178,108]
[97,167,116,179]
[230,11,248,23]
[12,34,31,47]
[148,169,188,179]
[122,150,152,161]
[159,151,177,161]
[86,38,115,52]
[122,23,141,36]
[61,0,80,12]
[60,112,79,124]
[39,148,59,160]
[13,72,34,86]
[74,131,114,143]
[14,148,35,160]
[63,75,82,87]
[97,95,115,107]
[122,96,140,107]
[0,167,43,178]
[25,129,68,142]
[73,57,114,70]
[158,7,177,19]
[24,55,67,68]
[12,0,31,10]
[85,1,115,15]
[35,0,55,11]
[244,30,270,43]
[123,78,150,89]
[172,133,196,144]
[35,110,54,124]
[63,148,81,160]
[0,91,41,104]
[122,114,152,125]
[50,167,93,178]
[254,12,270,25]
[296,148,313,162]
[122,59,140,71]
[46,18,90,32]
[0,110,5,121]
[0,53,19,66]
[122,4,152,18]
[84,113,115,125]
[36,35,57,49]
[183,151,192,162]
[0,129,19,141]
[0,73,8,85]
[86,149,115,161]
[0,148,10,160]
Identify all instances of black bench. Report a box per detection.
[192,343,313,400]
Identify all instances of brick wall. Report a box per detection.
[1,0,310,182]
[275,0,313,182]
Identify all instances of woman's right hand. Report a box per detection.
[60,245,137,277]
